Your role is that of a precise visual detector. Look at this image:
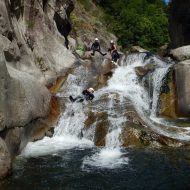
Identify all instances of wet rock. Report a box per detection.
[121,122,184,148]
[94,120,109,147]
[159,69,177,118]
[135,63,155,77]
[84,111,109,146]
[101,58,115,75]
[0,138,11,179]
[84,111,97,129]
[124,111,146,127]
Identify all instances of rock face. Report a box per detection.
[169,0,190,48]
[0,138,11,179]
[159,69,177,118]
[175,60,190,116]
[0,0,77,178]
[0,52,51,131]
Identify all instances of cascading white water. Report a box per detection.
[22,52,190,161]
[22,72,94,157]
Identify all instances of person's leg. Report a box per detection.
[69,96,75,102]
[112,51,118,62]
[69,95,83,102]
[97,50,107,56]
[91,48,95,56]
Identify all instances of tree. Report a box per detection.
[97,0,169,52]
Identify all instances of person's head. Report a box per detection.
[88,88,95,93]
[95,38,99,42]
[110,40,114,44]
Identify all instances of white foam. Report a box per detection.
[82,148,129,169]
[22,135,93,157]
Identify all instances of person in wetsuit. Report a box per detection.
[108,40,120,63]
[91,38,107,56]
[69,88,95,103]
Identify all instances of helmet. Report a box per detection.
[95,38,99,41]
[88,88,95,93]
[110,40,114,44]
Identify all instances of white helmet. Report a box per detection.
[88,88,95,93]
[110,40,114,44]
[95,38,99,41]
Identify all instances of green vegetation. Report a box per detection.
[97,0,169,52]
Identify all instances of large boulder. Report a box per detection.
[170,45,190,61]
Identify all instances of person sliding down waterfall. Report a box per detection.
[108,40,120,65]
[69,88,95,103]
[91,38,107,56]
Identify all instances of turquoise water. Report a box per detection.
[1,148,190,190]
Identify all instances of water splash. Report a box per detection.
[22,70,94,157]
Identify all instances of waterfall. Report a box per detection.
[22,52,190,160]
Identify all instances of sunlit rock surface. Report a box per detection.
[170,45,190,61]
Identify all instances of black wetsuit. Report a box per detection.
[109,44,120,62]
[69,90,94,103]
[91,42,106,56]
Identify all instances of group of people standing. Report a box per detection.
[90,38,120,63]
